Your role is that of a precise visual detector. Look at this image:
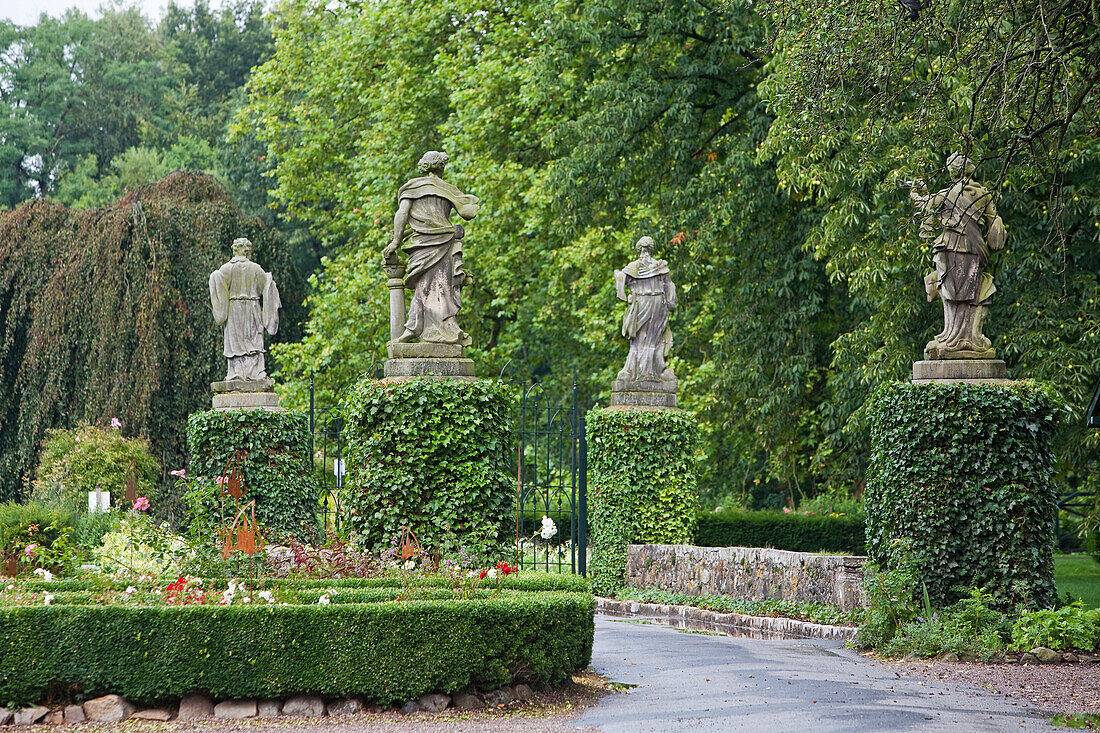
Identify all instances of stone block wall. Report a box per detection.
[625,544,866,611]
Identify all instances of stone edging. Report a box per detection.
[596,597,857,642]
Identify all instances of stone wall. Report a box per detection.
[625,544,866,611]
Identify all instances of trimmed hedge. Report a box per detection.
[185,409,317,541]
[866,381,1063,609]
[695,510,865,555]
[341,378,514,558]
[587,408,698,596]
[0,591,594,707]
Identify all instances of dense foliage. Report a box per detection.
[341,378,514,557]
[695,510,865,555]
[587,408,698,596]
[0,502,73,568]
[32,425,161,513]
[0,173,305,502]
[866,381,1063,609]
[0,586,594,707]
[185,409,317,541]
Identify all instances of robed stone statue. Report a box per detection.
[383,151,479,346]
[909,152,1005,360]
[615,236,678,383]
[209,237,281,382]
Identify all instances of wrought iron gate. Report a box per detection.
[508,367,588,576]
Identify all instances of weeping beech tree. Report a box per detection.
[0,172,305,501]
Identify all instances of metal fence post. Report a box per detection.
[577,414,587,577]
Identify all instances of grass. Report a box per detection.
[1054,554,1100,609]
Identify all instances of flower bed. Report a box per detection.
[0,574,593,708]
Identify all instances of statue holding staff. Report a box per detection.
[382,151,479,346]
[909,152,1005,360]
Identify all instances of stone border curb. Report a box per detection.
[596,597,857,642]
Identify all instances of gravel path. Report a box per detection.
[893,658,1100,715]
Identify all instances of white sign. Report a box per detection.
[87,490,111,514]
[333,459,345,478]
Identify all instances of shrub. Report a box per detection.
[865,381,1063,609]
[1012,601,1100,651]
[587,408,698,597]
[32,424,161,512]
[341,377,514,559]
[881,587,1011,660]
[0,502,74,569]
[695,509,865,554]
[0,586,593,707]
[185,409,318,541]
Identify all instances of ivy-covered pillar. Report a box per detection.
[587,407,699,596]
[865,381,1064,609]
[340,377,515,560]
[185,409,318,540]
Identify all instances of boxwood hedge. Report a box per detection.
[0,581,593,707]
[695,510,865,555]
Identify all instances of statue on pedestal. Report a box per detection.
[909,152,1006,361]
[208,238,284,409]
[610,236,678,408]
[382,151,479,347]
[209,237,281,382]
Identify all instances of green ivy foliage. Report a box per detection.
[695,509,865,555]
[587,408,699,596]
[0,173,305,502]
[185,409,317,541]
[0,591,594,707]
[32,425,161,513]
[866,381,1064,609]
[341,378,514,558]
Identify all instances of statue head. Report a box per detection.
[417,151,449,176]
[946,152,976,179]
[232,237,254,259]
[636,236,655,258]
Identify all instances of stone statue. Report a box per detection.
[382,151,479,347]
[909,153,1005,360]
[609,237,678,409]
[209,237,281,382]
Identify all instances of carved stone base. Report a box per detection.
[212,378,275,394]
[924,341,996,361]
[387,342,465,359]
[212,391,284,411]
[383,357,475,379]
[611,371,678,409]
[912,359,1009,384]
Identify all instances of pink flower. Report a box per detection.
[24,544,38,558]
[215,476,228,485]
[111,417,122,429]
[170,468,186,478]
[783,507,791,514]
[133,497,150,511]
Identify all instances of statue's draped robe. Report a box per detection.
[209,256,280,380]
[397,175,479,344]
[920,179,1001,355]
[616,259,677,381]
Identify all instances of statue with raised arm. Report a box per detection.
[209,237,281,383]
[610,237,679,408]
[382,151,479,347]
[909,152,1006,361]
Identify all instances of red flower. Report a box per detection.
[496,561,517,576]
[478,568,489,579]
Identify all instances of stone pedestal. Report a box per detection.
[610,371,677,409]
[211,377,285,411]
[911,359,1009,384]
[383,342,475,379]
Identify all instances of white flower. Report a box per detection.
[487,568,498,579]
[5,584,13,591]
[43,593,54,606]
[124,586,137,595]
[318,593,331,605]
[540,516,558,540]
[33,568,53,582]
[242,597,251,604]
[466,570,479,577]
[258,591,274,604]
[403,559,416,571]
